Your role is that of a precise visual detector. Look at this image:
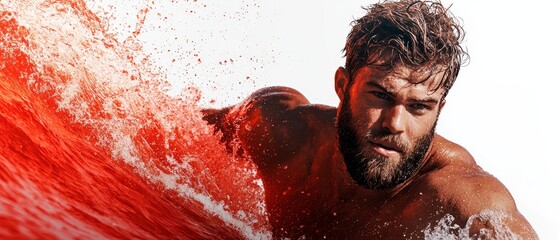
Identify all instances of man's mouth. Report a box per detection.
[370,141,402,157]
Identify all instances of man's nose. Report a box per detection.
[381,105,405,134]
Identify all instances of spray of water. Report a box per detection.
[0,0,271,238]
[424,209,521,240]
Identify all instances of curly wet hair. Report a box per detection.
[344,0,468,97]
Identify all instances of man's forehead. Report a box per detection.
[358,64,446,90]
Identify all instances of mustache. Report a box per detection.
[365,130,409,152]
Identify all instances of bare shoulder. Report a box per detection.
[203,86,310,121]
[421,135,538,239]
[425,135,514,213]
[202,86,336,171]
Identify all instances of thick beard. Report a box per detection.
[336,99,436,190]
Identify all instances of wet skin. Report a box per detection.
[203,65,538,239]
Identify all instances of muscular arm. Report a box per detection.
[203,87,343,237]
[202,86,312,173]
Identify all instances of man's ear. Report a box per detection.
[439,99,446,113]
[335,67,350,101]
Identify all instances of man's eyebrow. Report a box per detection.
[367,81,441,104]
[409,97,440,104]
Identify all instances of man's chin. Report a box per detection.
[357,156,408,190]
[355,176,399,190]
[362,173,400,190]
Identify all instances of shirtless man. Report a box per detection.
[203,0,537,239]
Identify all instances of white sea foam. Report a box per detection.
[424,209,521,240]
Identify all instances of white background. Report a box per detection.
[87,0,557,238]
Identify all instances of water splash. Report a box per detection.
[84,0,276,107]
[424,209,521,240]
[1,0,271,238]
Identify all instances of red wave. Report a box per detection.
[0,2,268,239]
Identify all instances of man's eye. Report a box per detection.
[372,91,390,100]
[410,103,429,110]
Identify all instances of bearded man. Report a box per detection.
[203,0,538,238]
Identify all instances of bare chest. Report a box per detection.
[320,189,454,239]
